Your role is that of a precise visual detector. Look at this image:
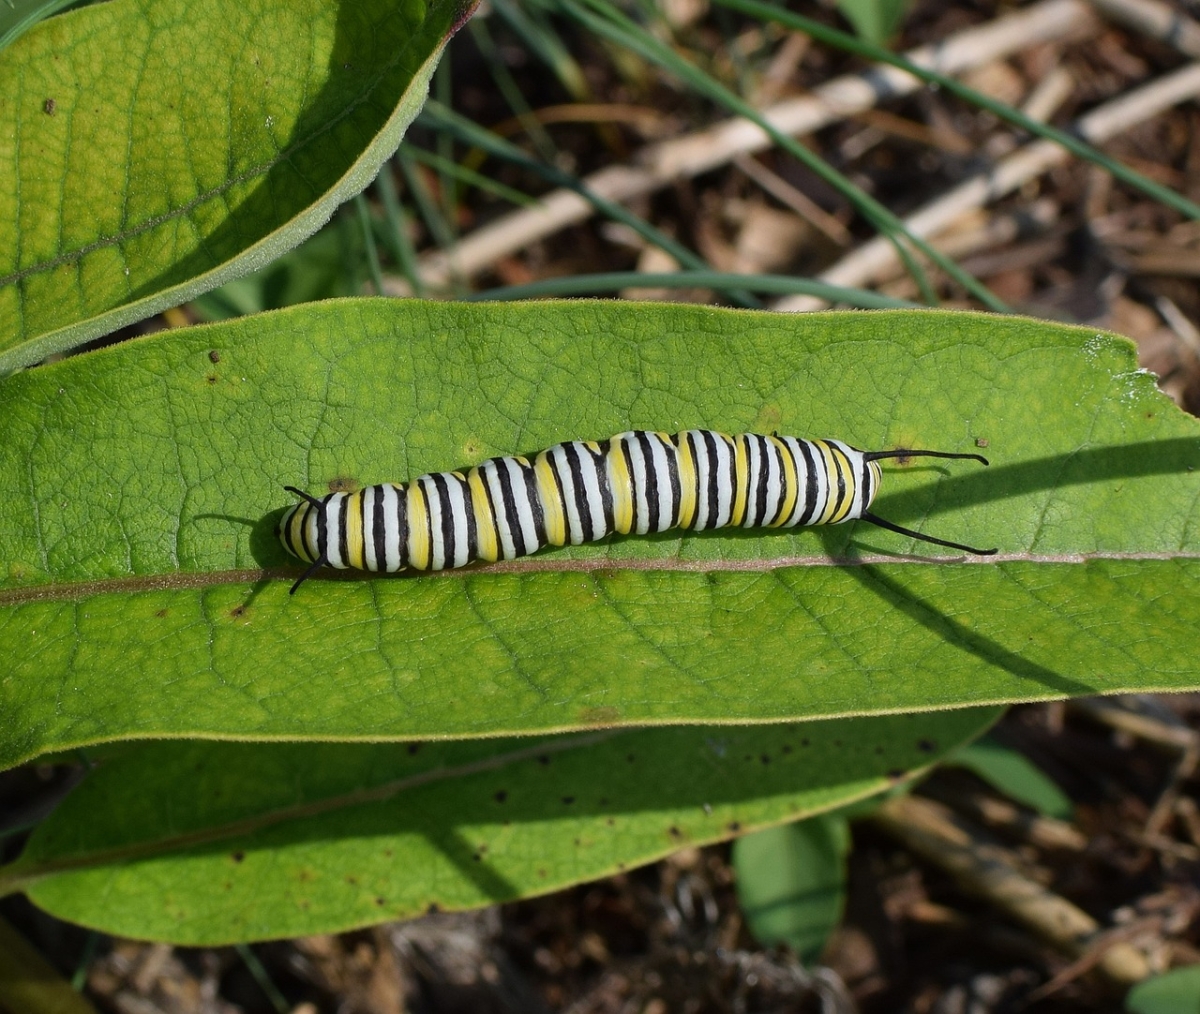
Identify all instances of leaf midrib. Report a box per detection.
[0,551,1195,605]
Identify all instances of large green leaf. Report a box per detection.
[0,0,471,371]
[0,302,1198,770]
[0,708,999,944]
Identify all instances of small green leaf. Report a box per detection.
[1,709,997,944]
[0,303,1198,769]
[1126,966,1200,1014]
[950,738,1073,819]
[733,813,850,963]
[0,0,473,371]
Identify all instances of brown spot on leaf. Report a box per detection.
[208,350,220,363]
[43,98,56,115]
[494,790,508,803]
[231,851,245,863]
[327,476,359,493]
[578,705,621,725]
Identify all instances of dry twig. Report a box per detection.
[402,0,1095,292]
[776,63,1200,310]
[872,794,1151,986]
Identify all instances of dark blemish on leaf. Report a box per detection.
[376,897,387,906]
[743,754,752,762]
[472,853,482,862]
[346,875,358,885]
[781,744,792,754]
[328,476,359,493]
[43,98,56,115]
[888,769,906,781]
[760,754,771,765]
[298,868,313,882]
[874,745,884,755]
[727,821,741,832]
[801,738,810,747]
[155,609,168,618]
[606,817,615,826]
[918,739,937,753]
[230,605,245,618]
[426,902,440,914]
[407,743,421,755]
[206,375,218,384]
[668,826,682,838]
[208,350,220,363]
[562,796,575,805]
[537,754,551,766]
[231,851,245,863]
[573,838,581,846]
[299,899,310,910]
[616,862,626,871]
[494,790,508,803]
[599,797,609,806]
[537,869,547,878]
[224,881,232,890]
[626,753,636,763]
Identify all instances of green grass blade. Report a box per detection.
[354,195,386,296]
[419,103,756,303]
[420,101,762,307]
[467,270,920,305]
[561,0,1004,310]
[717,0,1200,222]
[374,163,425,296]
[405,146,540,208]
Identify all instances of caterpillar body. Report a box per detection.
[279,430,995,593]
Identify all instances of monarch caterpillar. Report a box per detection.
[279,430,996,593]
